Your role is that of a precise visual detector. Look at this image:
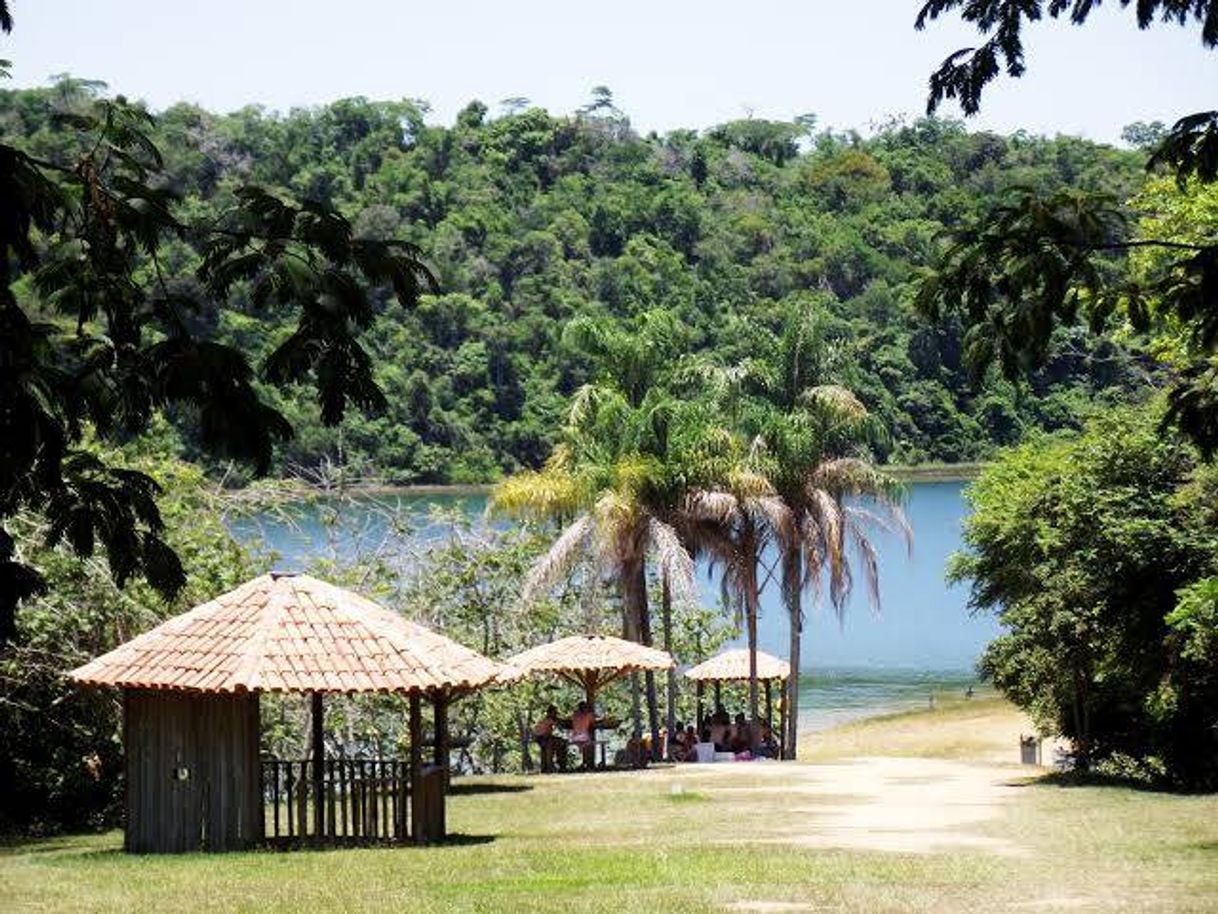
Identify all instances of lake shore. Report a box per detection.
[223,462,985,503]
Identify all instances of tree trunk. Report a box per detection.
[743,519,760,724]
[636,564,662,762]
[621,554,648,741]
[661,572,677,760]
[782,548,803,760]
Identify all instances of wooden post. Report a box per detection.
[778,678,787,760]
[696,681,704,734]
[714,680,722,712]
[409,693,424,845]
[311,692,324,839]
[765,680,773,729]
[433,692,449,790]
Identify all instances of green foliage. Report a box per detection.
[915,0,1218,457]
[0,75,431,641]
[0,84,1148,493]
[953,405,1218,786]
[0,431,258,832]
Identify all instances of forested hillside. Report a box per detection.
[1,83,1152,483]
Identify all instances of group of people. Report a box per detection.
[532,702,596,772]
[534,702,779,771]
[669,707,778,761]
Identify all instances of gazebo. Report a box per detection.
[506,634,674,769]
[507,634,674,709]
[685,648,791,755]
[69,572,507,853]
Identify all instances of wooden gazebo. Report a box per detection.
[685,648,791,755]
[69,572,507,853]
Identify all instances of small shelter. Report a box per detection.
[69,572,507,853]
[507,634,674,768]
[685,648,791,755]
[507,634,674,708]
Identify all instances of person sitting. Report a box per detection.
[729,712,751,753]
[668,721,689,762]
[532,705,567,773]
[708,707,731,750]
[751,717,778,758]
[672,724,700,762]
[570,700,596,770]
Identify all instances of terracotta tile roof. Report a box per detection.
[68,573,508,695]
[684,648,790,682]
[506,634,674,676]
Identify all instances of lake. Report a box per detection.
[228,480,1000,732]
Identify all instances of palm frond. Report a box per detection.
[850,526,881,615]
[800,384,869,422]
[648,517,696,605]
[520,514,594,604]
[845,503,914,556]
[491,468,584,520]
[685,489,740,526]
[752,494,796,550]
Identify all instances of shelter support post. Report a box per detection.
[765,680,773,729]
[714,681,722,711]
[410,693,424,845]
[311,692,324,838]
[433,692,449,789]
[696,681,704,734]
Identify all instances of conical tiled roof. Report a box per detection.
[69,573,507,694]
[507,634,674,675]
[684,648,790,682]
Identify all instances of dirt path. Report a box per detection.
[677,755,1028,854]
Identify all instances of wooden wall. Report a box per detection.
[123,689,262,853]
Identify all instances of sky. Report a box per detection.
[3,0,1216,143]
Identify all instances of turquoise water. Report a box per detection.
[227,481,998,731]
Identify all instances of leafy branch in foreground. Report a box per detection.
[914,182,1218,450]
[0,80,434,640]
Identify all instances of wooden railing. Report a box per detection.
[262,758,437,845]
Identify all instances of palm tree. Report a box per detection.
[494,311,709,757]
[687,304,908,757]
[682,460,795,727]
[752,307,909,758]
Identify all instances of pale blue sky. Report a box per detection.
[3,1,1216,141]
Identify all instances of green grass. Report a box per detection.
[4,701,1218,913]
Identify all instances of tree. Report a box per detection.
[684,463,793,728]
[0,33,432,639]
[493,311,714,758]
[952,405,1218,785]
[914,0,1218,454]
[0,431,257,831]
[688,304,907,755]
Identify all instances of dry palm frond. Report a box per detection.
[845,504,914,555]
[520,514,594,605]
[798,514,825,602]
[728,466,776,499]
[751,494,796,550]
[812,457,903,501]
[648,517,696,605]
[851,526,881,614]
[685,489,740,526]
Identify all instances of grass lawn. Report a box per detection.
[4,698,1217,913]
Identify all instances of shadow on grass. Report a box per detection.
[437,833,496,846]
[1005,769,1209,795]
[0,833,121,857]
[449,782,533,796]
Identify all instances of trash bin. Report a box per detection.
[1019,735,1042,765]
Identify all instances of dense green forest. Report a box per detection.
[0,82,1152,483]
